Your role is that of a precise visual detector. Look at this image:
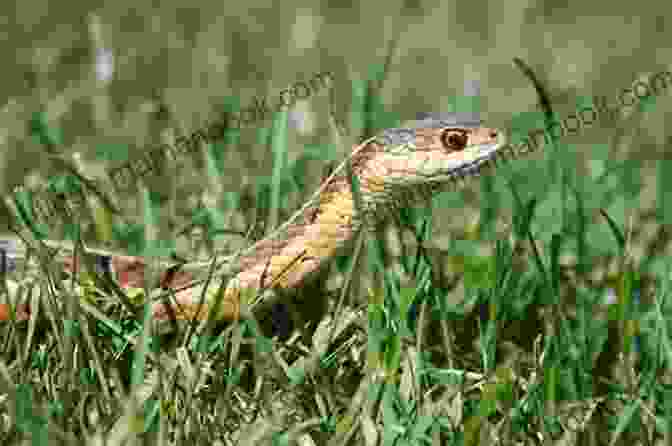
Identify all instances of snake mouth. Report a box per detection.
[414,131,508,184]
[456,131,510,175]
[446,147,499,180]
[464,140,510,176]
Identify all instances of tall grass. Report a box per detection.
[1,49,672,446]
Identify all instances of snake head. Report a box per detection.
[369,113,509,193]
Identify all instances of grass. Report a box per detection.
[1,49,672,446]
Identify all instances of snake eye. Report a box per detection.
[441,130,469,150]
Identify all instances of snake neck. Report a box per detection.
[231,141,388,294]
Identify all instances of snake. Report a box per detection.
[150,112,511,322]
[0,112,513,324]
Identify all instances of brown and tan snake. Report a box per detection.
[151,112,510,322]
[0,113,513,324]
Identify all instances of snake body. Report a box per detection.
[151,113,508,322]
[0,114,509,323]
